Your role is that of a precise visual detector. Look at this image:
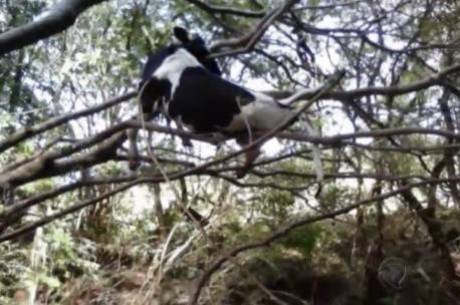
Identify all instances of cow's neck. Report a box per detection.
[154,48,202,96]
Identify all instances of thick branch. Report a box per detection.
[3,122,459,190]
[0,0,108,55]
[0,128,128,187]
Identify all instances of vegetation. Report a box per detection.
[0,0,460,304]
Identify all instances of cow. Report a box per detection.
[128,27,222,169]
[130,27,322,179]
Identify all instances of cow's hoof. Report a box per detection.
[182,138,193,148]
[129,160,140,171]
[235,168,248,179]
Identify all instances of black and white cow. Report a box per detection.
[132,27,321,178]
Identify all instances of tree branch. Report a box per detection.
[184,0,265,18]
[209,0,299,57]
[266,63,460,102]
[0,178,141,243]
[0,91,134,153]
[0,0,108,55]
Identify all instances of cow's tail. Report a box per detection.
[279,87,317,106]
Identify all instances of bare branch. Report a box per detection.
[0,178,141,243]
[188,177,460,305]
[209,0,299,57]
[0,91,135,153]
[399,184,457,280]
[184,0,265,18]
[265,62,460,101]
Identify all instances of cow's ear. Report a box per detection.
[173,27,190,43]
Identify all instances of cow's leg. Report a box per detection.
[128,77,168,170]
[127,110,158,171]
[127,128,140,170]
[235,133,263,178]
[175,120,193,148]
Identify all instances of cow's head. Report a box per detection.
[139,27,221,117]
[172,27,221,76]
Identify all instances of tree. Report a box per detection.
[1,1,460,304]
